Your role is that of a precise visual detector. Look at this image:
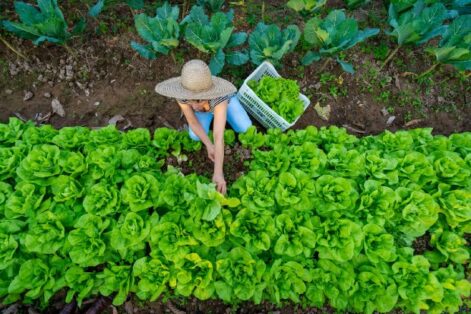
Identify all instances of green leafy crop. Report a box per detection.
[0,118,469,312]
[248,22,300,66]
[131,2,181,59]
[427,14,471,70]
[181,5,248,75]
[302,10,379,73]
[248,76,304,123]
[2,0,84,46]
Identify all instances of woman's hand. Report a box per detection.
[212,173,227,195]
[206,144,215,162]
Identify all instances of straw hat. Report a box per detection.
[154,59,237,100]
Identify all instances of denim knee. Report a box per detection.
[188,128,201,141]
[227,96,252,133]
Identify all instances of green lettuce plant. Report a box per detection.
[24,210,66,254]
[0,147,22,181]
[52,126,90,150]
[97,263,134,306]
[311,175,359,218]
[238,126,265,149]
[181,6,248,75]
[121,173,160,212]
[7,256,67,306]
[170,253,215,300]
[438,188,470,230]
[4,182,46,219]
[273,213,317,257]
[0,118,28,147]
[426,226,469,264]
[302,10,379,73]
[231,170,276,212]
[0,218,21,271]
[264,259,312,305]
[16,144,61,186]
[362,223,397,263]
[214,247,266,303]
[392,248,443,313]
[64,266,96,306]
[396,188,439,239]
[249,22,300,67]
[83,181,121,216]
[427,265,471,314]
[66,214,112,267]
[305,259,355,309]
[110,212,153,260]
[20,124,57,146]
[229,208,276,252]
[349,257,398,314]
[0,182,13,217]
[315,218,364,262]
[247,76,305,123]
[133,257,171,301]
[58,151,87,177]
[51,175,83,203]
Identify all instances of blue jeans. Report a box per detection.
[189,95,252,141]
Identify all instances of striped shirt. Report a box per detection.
[176,93,234,113]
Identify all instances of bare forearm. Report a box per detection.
[189,121,212,147]
[213,136,224,176]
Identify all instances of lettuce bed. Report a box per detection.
[0,118,470,313]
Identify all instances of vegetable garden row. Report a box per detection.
[1,0,470,75]
[0,118,470,313]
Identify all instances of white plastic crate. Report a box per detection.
[237,61,311,131]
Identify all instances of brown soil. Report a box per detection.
[166,143,251,185]
[0,1,470,313]
[1,1,469,136]
[413,233,433,255]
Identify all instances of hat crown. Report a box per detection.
[181,59,213,92]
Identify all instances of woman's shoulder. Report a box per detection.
[210,93,235,106]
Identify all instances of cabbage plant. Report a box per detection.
[383,0,458,68]
[2,0,84,46]
[130,2,181,60]
[287,0,326,17]
[302,10,379,73]
[249,22,300,67]
[89,0,144,17]
[181,5,248,75]
[426,15,471,72]
[196,0,225,12]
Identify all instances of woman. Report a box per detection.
[155,59,252,194]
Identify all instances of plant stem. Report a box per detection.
[0,36,28,60]
[170,51,177,65]
[380,46,400,70]
[63,44,77,58]
[262,1,265,22]
[319,59,330,73]
[418,63,439,79]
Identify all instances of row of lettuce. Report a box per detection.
[0,117,470,313]
[1,0,470,74]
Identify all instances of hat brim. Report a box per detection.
[155,76,237,100]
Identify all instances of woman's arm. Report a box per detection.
[178,102,213,149]
[212,100,228,194]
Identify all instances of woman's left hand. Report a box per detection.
[212,173,227,195]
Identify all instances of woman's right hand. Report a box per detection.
[206,144,215,163]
